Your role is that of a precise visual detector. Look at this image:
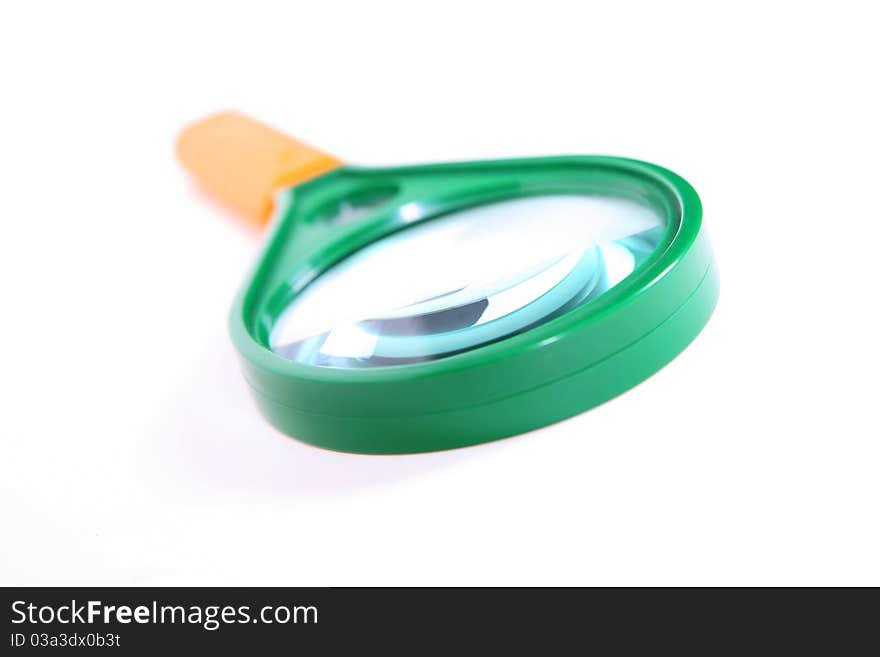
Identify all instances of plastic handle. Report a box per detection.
[176,112,342,225]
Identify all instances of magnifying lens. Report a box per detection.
[178,113,718,454]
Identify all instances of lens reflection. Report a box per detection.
[270,195,665,367]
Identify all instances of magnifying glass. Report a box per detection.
[178,113,718,454]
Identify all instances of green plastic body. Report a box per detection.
[230,157,718,454]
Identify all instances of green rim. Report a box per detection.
[230,156,718,453]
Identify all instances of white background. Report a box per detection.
[2,1,878,586]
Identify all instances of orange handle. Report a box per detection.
[176,112,342,225]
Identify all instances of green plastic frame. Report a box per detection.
[230,156,719,454]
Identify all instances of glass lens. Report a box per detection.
[270,195,665,368]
